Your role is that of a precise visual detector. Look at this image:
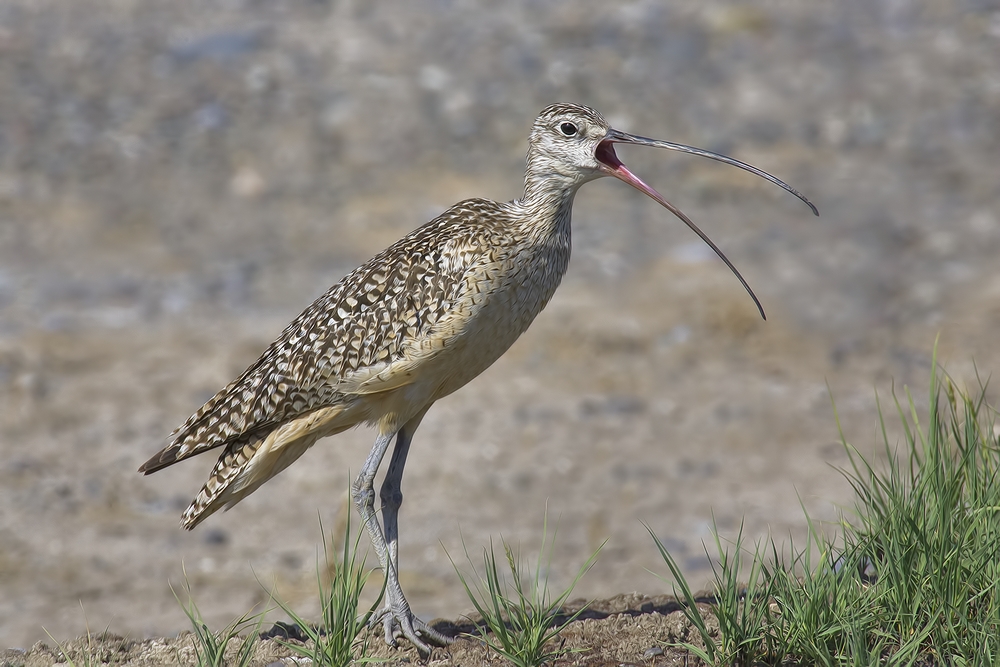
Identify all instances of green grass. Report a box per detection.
[449,515,603,667]
[173,566,266,667]
[266,514,384,667]
[43,605,128,667]
[651,358,1000,665]
[170,512,380,667]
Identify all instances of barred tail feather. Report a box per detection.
[180,433,321,529]
[180,404,353,529]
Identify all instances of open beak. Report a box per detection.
[596,128,818,320]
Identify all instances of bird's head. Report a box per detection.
[526,103,615,186]
[525,102,818,319]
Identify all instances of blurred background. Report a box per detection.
[2,0,999,649]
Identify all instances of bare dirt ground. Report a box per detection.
[6,594,719,666]
[2,0,999,661]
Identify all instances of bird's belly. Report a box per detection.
[364,311,537,432]
[352,240,571,432]
[429,249,568,399]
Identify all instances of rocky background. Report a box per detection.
[2,0,999,650]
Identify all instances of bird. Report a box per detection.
[139,103,817,655]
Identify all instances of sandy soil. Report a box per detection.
[1,0,999,657]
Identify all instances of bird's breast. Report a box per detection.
[426,231,572,398]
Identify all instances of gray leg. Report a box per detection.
[352,431,394,578]
[376,409,451,650]
[380,409,429,586]
[351,410,450,656]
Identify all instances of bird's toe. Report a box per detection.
[374,602,452,656]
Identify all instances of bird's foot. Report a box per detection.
[371,603,453,656]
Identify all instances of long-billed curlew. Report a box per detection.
[140,103,816,654]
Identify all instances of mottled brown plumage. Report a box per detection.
[141,193,573,523]
[140,103,815,655]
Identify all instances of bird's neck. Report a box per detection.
[515,168,582,235]
[509,186,575,245]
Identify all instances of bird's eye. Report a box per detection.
[559,122,578,137]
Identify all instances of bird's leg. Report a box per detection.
[374,410,452,652]
[380,410,428,588]
[352,431,394,591]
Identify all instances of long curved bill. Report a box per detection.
[596,128,818,320]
